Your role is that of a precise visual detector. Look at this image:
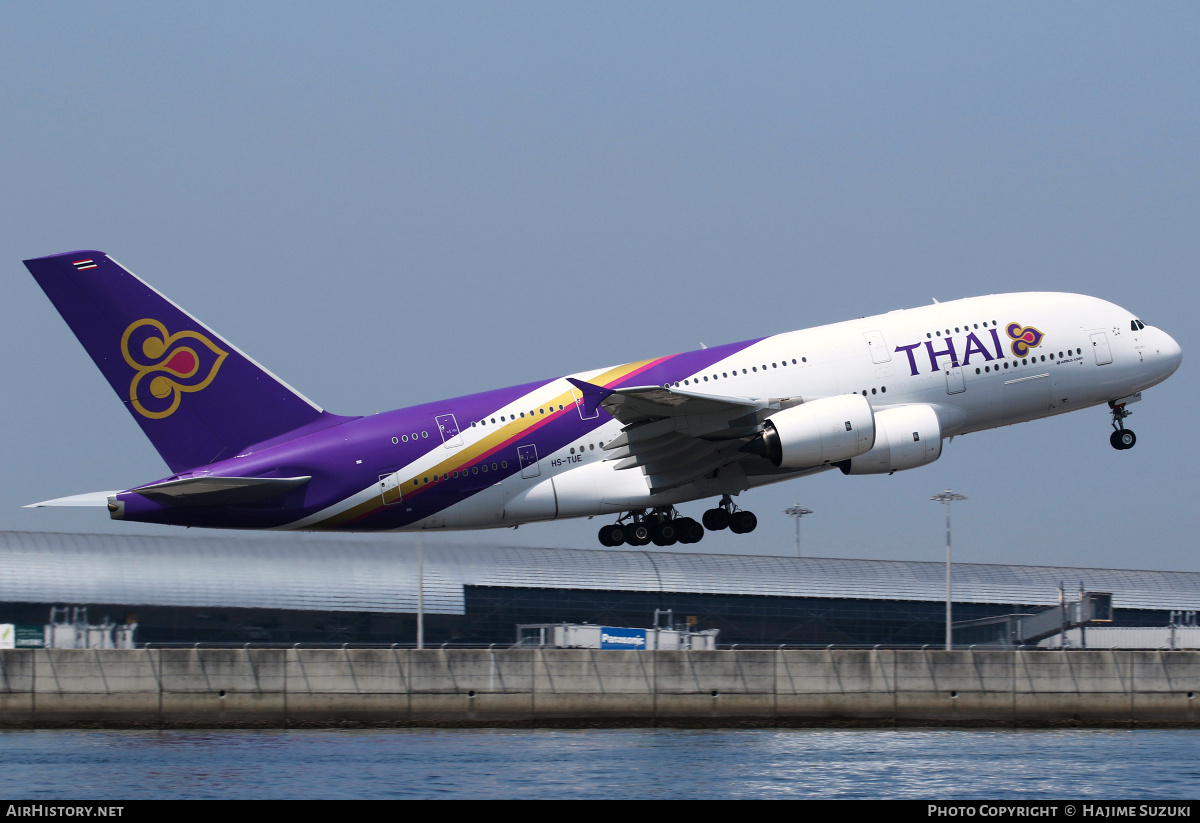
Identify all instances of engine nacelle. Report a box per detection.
[760,394,876,468]
[838,404,943,475]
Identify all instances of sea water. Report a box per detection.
[1,728,1198,800]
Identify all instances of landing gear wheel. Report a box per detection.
[729,510,758,535]
[676,518,705,544]
[598,524,626,546]
[702,508,730,531]
[651,521,679,547]
[626,523,652,546]
[1111,429,1136,450]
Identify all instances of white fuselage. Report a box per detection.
[298,292,1182,531]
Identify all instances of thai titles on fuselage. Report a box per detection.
[893,322,1044,376]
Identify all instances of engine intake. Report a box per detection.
[760,394,876,468]
[838,404,942,475]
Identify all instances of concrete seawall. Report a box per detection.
[1,648,1198,728]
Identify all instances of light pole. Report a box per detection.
[416,537,424,650]
[930,490,967,651]
[783,506,813,557]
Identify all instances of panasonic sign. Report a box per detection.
[600,627,647,649]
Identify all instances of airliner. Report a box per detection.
[23,250,1182,547]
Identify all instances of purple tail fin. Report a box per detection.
[25,250,349,473]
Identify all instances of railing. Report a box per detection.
[127,640,1099,651]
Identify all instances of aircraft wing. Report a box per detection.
[569,378,785,493]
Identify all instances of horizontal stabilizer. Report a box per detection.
[132,475,311,507]
[25,491,121,508]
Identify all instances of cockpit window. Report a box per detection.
[1132,319,1145,331]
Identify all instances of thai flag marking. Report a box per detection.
[72,259,98,270]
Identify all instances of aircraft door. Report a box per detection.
[435,413,463,447]
[517,444,541,478]
[1091,332,1113,365]
[572,388,599,419]
[379,473,401,506]
[864,331,891,364]
[941,357,965,394]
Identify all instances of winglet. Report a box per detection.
[566,378,616,418]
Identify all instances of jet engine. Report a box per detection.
[759,394,876,468]
[837,404,942,475]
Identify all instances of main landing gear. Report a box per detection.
[1109,400,1137,451]
[597,496,757,547]
[701,495,758,535]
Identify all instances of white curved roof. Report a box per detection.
[1,531,1198,615]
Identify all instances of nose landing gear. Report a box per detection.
[1109,400,1137,450]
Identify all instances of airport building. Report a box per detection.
[0,531,1197,647]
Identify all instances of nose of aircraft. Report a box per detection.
[1158,328,1183,378]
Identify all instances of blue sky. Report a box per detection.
[2,3,1196,571]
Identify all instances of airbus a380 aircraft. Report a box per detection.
[24,251,1182,547]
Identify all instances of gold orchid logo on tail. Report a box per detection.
[121,319,228,419]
